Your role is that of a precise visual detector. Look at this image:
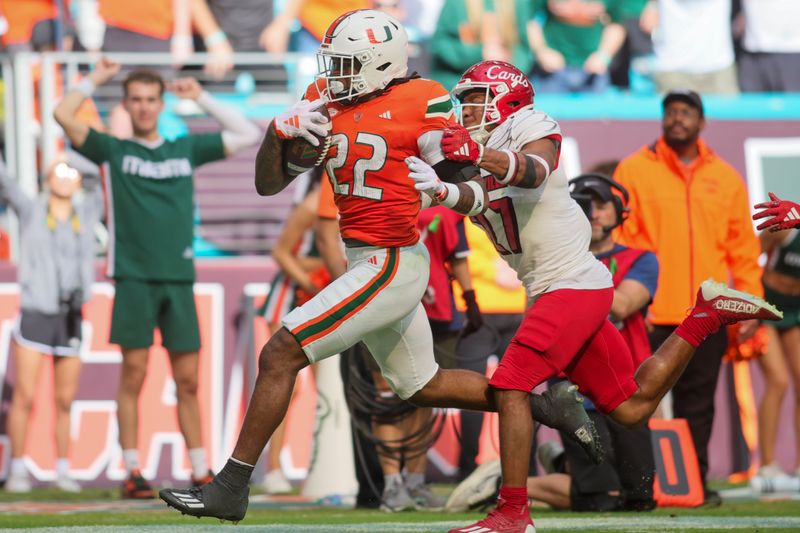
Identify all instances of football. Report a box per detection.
[282,105,333,177]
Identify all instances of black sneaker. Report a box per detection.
[702,487,722,508]
[160,477,249,522]
[530,381,604,464]
[121,469,155,499]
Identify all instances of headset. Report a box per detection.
[569,173,630,231]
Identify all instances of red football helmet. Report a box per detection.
[452,60,534,141]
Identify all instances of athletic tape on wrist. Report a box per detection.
[436,182,459,207]
[463,180,485,215]
[475,143,484,165]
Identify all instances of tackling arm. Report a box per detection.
[440,124,560,189]
[478,137,559,188]
[406,156,489,217]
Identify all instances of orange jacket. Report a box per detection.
[614,137,762,325]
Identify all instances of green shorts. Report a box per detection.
[110,279,200,352]
[763,284,800,330]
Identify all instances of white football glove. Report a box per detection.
[273,98,329,146]
[406,156,447,200]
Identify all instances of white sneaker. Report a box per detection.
[445,459,501,513]
[5,474,32,493]
[54,475,82,493]
[758,463,786,479]
[262,469,292,495]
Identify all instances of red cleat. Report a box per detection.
[448,502,535,533]
[694,279,783,325]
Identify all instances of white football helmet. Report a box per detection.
[316,9,409,103]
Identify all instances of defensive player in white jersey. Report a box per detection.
[408,60,783,533]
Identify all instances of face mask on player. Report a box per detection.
[315,9,409,104]
[452,60,534,143]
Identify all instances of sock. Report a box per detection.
[10,458,26,479]
[384,472,402,487]
[675,307,723,348]
[56,458,70,478]
[498,486,529,515]
[215,458,255,491]
[405,472,425,489]
[188,447,208,479]
[122,449,140,473]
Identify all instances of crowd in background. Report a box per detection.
[1,0,799,94]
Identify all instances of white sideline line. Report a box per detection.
[8,516,800,533]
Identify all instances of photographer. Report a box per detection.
[2,155,103,493]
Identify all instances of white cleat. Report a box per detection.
[5,475,32,493]
[54,475,82,493]
[445,459,502,513]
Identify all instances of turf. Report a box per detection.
[1,494,799,532]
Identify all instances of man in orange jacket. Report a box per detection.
[614,90,762,505]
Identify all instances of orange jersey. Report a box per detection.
[100,0,173,39]
[305,78,455,248]
[0,0,58,45]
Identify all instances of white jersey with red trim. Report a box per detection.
[471,106,612,298]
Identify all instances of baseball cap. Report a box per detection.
[662,89,704,117]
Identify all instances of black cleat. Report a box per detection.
[159,477,249,522]
[530,381,604,464]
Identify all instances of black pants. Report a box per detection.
[563,411,655,511]
[649,325,728,484]
[456,313,538,478]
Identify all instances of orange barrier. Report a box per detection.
[649,418,704,507]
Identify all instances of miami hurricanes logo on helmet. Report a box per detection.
[366,26,393,44]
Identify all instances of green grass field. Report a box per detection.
[1,488,799,532]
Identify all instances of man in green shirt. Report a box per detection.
[54,58,260,498]
[529,0,626,93]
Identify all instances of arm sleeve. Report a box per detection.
[0,158,33,220]
[189,133,227,166]
[75,128,114,165]
[625,251,659,299]
[726,177,764,297]
[196,92,261,154]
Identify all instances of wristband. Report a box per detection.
[204,30,228,48]
[475,143,484,165]
[498,149,518,184]
[73,77,96,97]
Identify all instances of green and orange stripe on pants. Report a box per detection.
[291,248,399,347]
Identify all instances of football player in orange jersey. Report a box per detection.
[159,10,600,522]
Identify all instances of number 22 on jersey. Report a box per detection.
[325,132,387,200]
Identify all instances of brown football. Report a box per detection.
[282,105,332,177]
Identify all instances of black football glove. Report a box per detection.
[461,289,484,336]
